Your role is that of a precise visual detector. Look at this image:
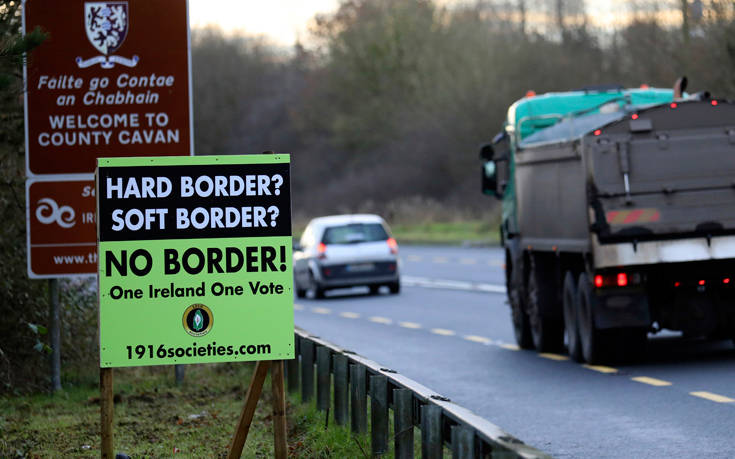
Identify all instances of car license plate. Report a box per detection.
[346,263,374,272]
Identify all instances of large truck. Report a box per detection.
[480,85,735,363]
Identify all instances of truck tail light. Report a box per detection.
[594,275,604,288]
[387,237,398,255]
[594,272,638,288]
[723,278,731,284]
[317,242,327,259]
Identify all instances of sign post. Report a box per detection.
[23,0,194,394]
[96,154,294,455]
[23,0,194,278]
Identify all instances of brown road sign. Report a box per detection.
[27,178,98,278]
[23,0,193,176]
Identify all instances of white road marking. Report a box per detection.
[401,276,506,294]
[632,376,672,387]
[459,258,477,265]
[340,312,361,319]
[690,391,735,403]
[432,256,449,263]
[464,335,492,344]
[312,307,331,314]
[583,364,619,374]
[294,304,304,311]
[406,255,422,262]
[431,328,456,336]
[539,353,569,361]
[399,321,422,329]
[369,316,393,325]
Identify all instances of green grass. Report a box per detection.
[391,220,499,245]
[0,363,370,458]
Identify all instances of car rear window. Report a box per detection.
[322,223,388,244]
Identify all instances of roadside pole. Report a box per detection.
[49,279,61,392]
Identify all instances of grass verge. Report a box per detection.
[0,363,369,458]
[391,220,499,245]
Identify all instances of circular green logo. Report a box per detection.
[182,304,213,337]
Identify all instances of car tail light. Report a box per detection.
[387,237,398,255]
[317,242,327,259]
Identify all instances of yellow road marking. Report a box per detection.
[690,391,735,403]
[369,316,393,325]
[464,335,492,344]
[500,344,520,351]
[539,353,569,361]
[406,255,422,262]
[631,376,672,387]
[583,364,619,374]
[294,304,304,311]
[430,328,456,336]
[432,257,448,264]
[339,312,360,319]
[312,307,331,314]
[459,258,477,265]
[399,321,422,329]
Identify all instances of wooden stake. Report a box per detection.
[100,367,114,459]
[271,360,288,459]
[228,361,271,459]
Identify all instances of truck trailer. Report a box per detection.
[480,86,735,363]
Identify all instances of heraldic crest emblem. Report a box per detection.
[76,1,139,69]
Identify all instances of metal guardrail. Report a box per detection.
[286,328,552,458]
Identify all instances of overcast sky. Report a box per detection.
[189,0,339,46]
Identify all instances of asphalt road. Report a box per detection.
[294,245,735,458]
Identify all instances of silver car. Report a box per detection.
[293,214,400,298]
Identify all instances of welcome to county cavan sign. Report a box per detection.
[24,0,193,176]
[96,155,293,367]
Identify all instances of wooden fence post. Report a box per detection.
[333,354,348,426]
[393,388,414,459]
[300,337,315,403]
[421,404,442,459]
[316,346,331,412]
[451,425,475,459]
[370,374,388,456]
[350,364,367,434]
[271,361,288,459]
[100,367,114,459]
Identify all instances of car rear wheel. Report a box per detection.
[369,284,380,295]
[309,271,325,299]
[388,281,400,294]
[296,287,306,298]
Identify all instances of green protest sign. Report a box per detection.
[96,155,293,367]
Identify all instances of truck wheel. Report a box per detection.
[507,253,533,349]
[577,273,606,364]
[527,258,564,352]
[563,271,583,362]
